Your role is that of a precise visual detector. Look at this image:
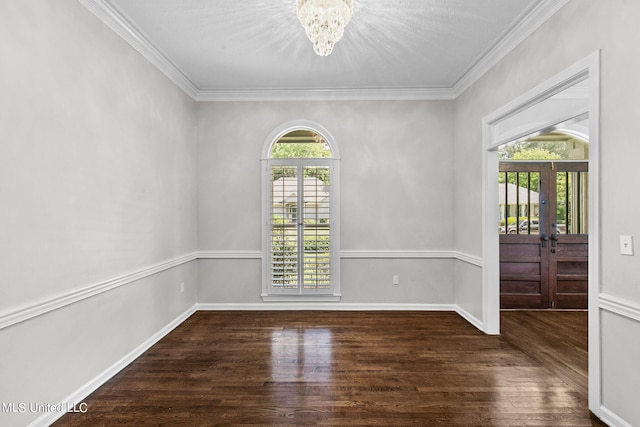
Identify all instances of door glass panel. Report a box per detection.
[556,171,588,234]
[270,166,299,288]
[499,171,540,234]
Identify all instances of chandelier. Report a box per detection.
[296,0,355,56]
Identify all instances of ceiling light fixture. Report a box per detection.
[296,0,354,56]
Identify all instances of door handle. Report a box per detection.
[540,234,548,248]
[550,234,558,253]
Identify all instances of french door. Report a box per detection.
[265,158,337,296]
[499,161,588,309]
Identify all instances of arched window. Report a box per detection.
[261,121,340,301]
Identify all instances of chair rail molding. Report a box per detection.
[2,250,483,330]
[0,252,198,330]
[340,250,482,266]
[599,293,640,323]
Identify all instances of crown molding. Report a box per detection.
[80,0,569,102]
[79,0,199,99]
[451,0,571,98]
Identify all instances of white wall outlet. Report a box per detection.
[620,235,634,256]
[180,282,185,293]
[393,275,399,285]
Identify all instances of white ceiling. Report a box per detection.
[81,0,568,101]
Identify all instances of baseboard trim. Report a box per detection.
[24,298,635,427]
[27,304,484,426]
[195,303,484,331]
[197,302,457,312]
[599,293,640,323]
[599,404,634,427]
[454,305,485,332]
[28,305,197,427]
[0,253,198,330]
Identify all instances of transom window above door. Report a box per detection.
[261,123,341,302]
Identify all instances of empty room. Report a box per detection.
[1,1,639,426]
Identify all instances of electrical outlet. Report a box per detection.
[180,282,185,293]
[620,236,634,256]
[393,275,399,285]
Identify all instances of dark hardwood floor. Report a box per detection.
[54,310,606,426]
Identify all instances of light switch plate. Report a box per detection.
[620,235,634,256]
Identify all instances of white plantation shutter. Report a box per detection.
[270,166,300,288]
[302,166,331,289]
[263,158,339,299]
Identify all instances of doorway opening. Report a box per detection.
[481,52,600,415]
[498,127,589,309]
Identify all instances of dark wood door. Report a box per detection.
[549,162,589,309]
[499,161,588,309]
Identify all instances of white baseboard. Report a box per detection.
[26,302,487,426]
[599,405,634,427]
[28,305,196,427]
[26,301,631,427]
[454,305,485,332]
[196,302,458,312]
[196,302,485,330]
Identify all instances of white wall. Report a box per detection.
[453,0,640,424]
[197,100,456,306]
[0,1,198,426]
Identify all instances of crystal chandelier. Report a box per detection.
[296,0,355,56]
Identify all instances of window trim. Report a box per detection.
[261,121,341,302]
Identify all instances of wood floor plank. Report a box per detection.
[53,311,606,426]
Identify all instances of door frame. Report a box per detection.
[481,51,600,414]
